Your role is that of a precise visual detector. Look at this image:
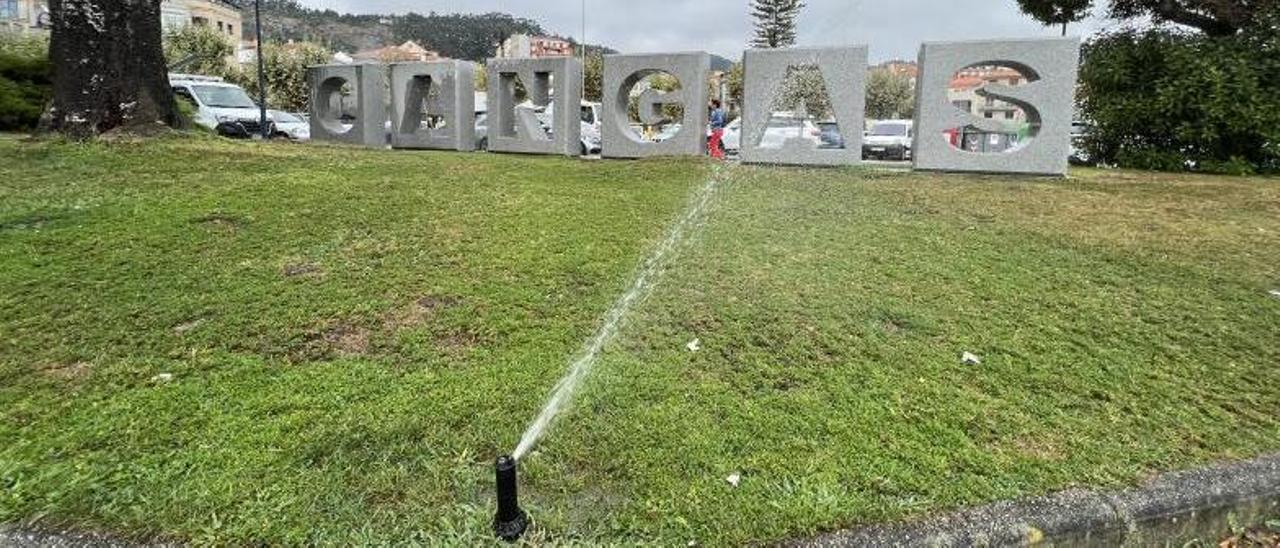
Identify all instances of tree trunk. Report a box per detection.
[42,0,181,139]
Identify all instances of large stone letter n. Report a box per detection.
[486,57,583,157]
[602,52,710,158]
[389,60,476,151]
[913,38,1080,176]
[308,63,386,147]
[741,46,868,166]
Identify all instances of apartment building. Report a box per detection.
[0,0,48,33]
[161,0,243,44]
[496,34,574,59]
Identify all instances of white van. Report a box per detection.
[170,74,274,138]
[863,119,914,161]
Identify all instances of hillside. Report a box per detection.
[241,0,610,62]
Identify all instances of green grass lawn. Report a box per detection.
[2,137,1278,545]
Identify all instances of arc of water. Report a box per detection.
[512,169,722,460]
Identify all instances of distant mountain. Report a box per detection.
[710,54,736,72]
[243,0,390,53]
[243,0,615,62]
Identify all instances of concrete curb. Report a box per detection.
[4,455,1278,546]
[791,453,1280,547]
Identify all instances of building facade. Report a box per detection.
[946,66,1027,122]
[352,41,441,63]
[0,0,48,33]
[496,34,574,59]
[161,0,242,44]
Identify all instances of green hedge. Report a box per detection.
[1079,16,1280,174]
[0,37,51,132]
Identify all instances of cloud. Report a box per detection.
[295,0,1117,61]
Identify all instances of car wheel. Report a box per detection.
[580,142,588,157]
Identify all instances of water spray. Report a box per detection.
[492,455,528,542]
[492,171,723,541]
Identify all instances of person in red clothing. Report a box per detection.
[708,99,727,159]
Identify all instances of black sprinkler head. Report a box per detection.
[493,455,528,542]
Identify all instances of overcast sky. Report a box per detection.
[295,0,1127,61]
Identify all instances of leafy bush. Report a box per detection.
[1079,15,1280,173]
[164,25,240,81]
[164,26,331,114]
[241,41,332,113]
[0,34,51,132]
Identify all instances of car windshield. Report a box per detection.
[192,85,256,109]
[870,123,908,136]
[273,111,302,123]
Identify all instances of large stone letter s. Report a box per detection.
[389,60,476,151]
[486,57,583,157]
[308,63,386,147]
[741,46,867,166]
[602,52,710,158]
[913,38,1079,175]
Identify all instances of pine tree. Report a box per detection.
[749,0,805,49]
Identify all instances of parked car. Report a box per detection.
[720,118,742,154]
[720,114,822,152]
[816,121,845,149]
[270,110,309,141]
[1069,120,1094,166]
[170,74,274,139]
[863,119,913,161]
[473,101,601,155]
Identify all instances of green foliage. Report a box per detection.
[1015,0,1094,34]
[163,25,332,114]
[1079,20,1280,173]
[3,140,1279,544]
[584,52,604,103]
[772,65,832,119]
[1108,0,1264,36]
[0,34,50,132]
[725,62,745,109]
[393,12,544,62]
[749,0,805,49]
[242,42,332,113]
[164,25,239,81]
[247,0,388,52]
[865,68,915,120]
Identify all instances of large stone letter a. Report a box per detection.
[913,38,1080,175]
[741,46,867,166]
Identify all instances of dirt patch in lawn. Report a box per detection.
[384,295,462,331]
[38,361,92,381]
[282,262,323,278]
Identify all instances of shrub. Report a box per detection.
[0,34,51,132]
[1078,15,1280,174]
[241,41,331,113]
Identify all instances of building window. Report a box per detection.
[193,16,208,26]
[984,112,994,119]
[1004,112,1014,120]
[227,24,234,36]
[217,21,224,31]
[0,0,19,20]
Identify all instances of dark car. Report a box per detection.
[816,121,845,149]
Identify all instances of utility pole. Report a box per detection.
[581,0,586,100]
[254,0,270,139]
